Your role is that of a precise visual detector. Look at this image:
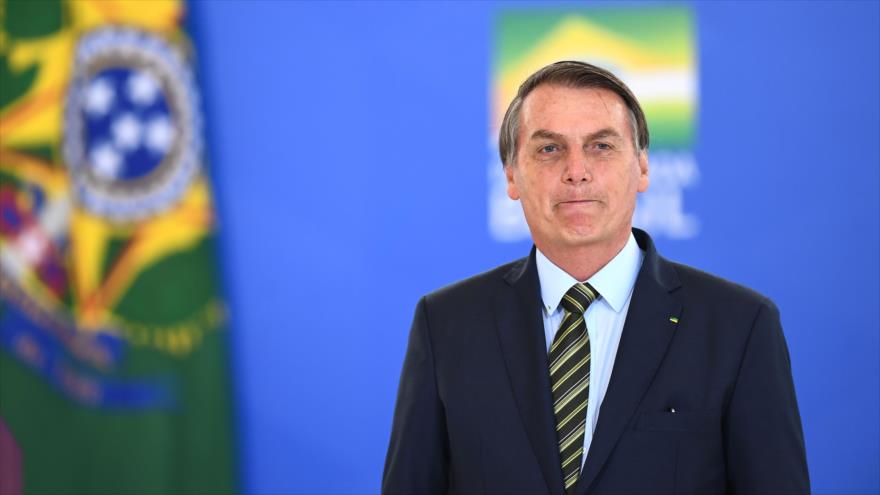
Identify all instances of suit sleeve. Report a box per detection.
[723,301,810,493]
[382,297,449,494]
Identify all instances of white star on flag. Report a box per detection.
[112,113,143,151]
[145,116,174,154]
[84,78,115,116]
[90,142,123,180]
[127,70,161,106]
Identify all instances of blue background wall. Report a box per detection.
[187,1,879,493]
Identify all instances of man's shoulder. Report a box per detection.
[420,256,527,310]
[667,258,778,314]
[634,228,777,315]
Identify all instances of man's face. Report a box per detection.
[505,84,649,256]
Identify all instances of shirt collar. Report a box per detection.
[535,232,644,314]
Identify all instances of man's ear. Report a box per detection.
[505,164,520,200]
[637,151,649,193]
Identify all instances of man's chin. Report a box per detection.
[556,229,603,249]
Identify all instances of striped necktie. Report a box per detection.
[549,282,597,493]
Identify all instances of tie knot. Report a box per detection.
[560,283,598,315]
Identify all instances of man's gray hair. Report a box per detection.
[498,60,650,167]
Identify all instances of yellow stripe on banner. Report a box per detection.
[70,0,182,34]
[68,209,112,327]
[0,32,73,146]
[495,16,693,127]
[0,86,66,145]
[0,150,69,195]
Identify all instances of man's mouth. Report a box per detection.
[557,199,597,206]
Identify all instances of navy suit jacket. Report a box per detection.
[383,229,809,494]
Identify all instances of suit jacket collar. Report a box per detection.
[496,247,565,493]
[495,229,682,495]
[574,228,682,494]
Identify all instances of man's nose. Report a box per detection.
[563,153,591,183]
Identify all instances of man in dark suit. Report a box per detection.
[383,61,809,494]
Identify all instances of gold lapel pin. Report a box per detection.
[668,316,679,324]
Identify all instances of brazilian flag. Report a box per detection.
[0,1,235,493]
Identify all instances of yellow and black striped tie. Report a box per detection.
[549,282,597,493]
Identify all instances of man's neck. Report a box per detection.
[536,230,631,282]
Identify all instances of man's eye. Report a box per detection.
[595,142,612,150]
[540,145,558,153]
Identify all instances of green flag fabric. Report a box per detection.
[0,1,235,493]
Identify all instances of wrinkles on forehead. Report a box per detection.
[529,128,624,144]
[519,85,639,156]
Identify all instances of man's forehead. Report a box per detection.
[522,84,626,120]
[520,84,630,132]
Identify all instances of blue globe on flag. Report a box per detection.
[83,68,176,183]
[64,28,202,221]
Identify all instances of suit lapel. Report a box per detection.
[493,249,565,495]
[575,229,683,494]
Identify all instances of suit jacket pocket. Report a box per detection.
[635,409,720,433]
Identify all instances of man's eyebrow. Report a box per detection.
[529,129,565,141]
[585,128,623,141]
[529,128,624,142]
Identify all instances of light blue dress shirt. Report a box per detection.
[535,232,644,469]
